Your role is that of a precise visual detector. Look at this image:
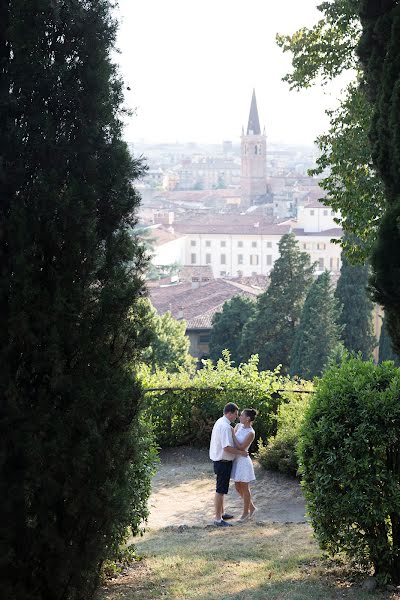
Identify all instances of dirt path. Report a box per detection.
[146,447,306,529]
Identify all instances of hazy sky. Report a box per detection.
[115,0,345,146]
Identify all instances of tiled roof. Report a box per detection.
[149,278,263,330]
[174,215,288,235]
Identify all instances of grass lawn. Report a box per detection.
[99,523,400,600]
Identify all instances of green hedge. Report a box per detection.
[141,353,289,449]
[298,356,400,584]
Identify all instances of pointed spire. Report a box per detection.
[247,89,261,135]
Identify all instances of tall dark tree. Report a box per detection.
[0,2,152,600]
[290,271,343,380]
[379,315,400,365]
[335,252,376,359]
[209,295,256,364]
[357,1,400,359]
[240,233,315,372]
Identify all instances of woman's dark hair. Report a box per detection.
[242,408,258,422]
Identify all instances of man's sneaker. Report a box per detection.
[214,519,232,527]
[221,513,234,520]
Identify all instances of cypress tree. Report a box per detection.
[379,315,400,365]
[290,271,342,379]
[357,2,400,359]
[0,2,151,599]
[334,253,376,359]
[239,233,315,372]
[209,296,256,365]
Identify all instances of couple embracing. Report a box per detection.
[209,402,257,527]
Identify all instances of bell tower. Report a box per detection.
[241,89,267,208]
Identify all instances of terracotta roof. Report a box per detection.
[149,278,263,330]
[174,215,288,235]
[147,227,183,246]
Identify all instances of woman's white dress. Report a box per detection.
[231,424,256,482]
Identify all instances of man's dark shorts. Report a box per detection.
[213,460,233,494]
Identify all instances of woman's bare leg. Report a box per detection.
[242,483,251,516]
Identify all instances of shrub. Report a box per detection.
[141,353,287,449]
[256,381,312,476]
[298,355,400,583]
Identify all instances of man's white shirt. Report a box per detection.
[209,415,234,461]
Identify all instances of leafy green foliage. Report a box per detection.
[209,296,256,365]
[334,252,376,359]
[256,381,313,476]
[0,2,155,599]
[276,0,360,90]
[309,84,385,262]
[141,353,289,449]
[299,356,400,583]
[277,1,385,262]
[240,234,315,372]
[290,272,342,379]
[146,306,195,373]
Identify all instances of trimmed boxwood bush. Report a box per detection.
[299,356,400,583]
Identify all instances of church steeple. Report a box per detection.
[241,89,267,208]
[247,88,261,135]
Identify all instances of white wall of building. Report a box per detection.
[297,205,339,233]
[153,237,186,267]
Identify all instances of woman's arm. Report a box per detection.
[232,430,255,451]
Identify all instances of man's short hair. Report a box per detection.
[223,402,238,415]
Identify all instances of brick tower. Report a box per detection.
[240,89,267,208]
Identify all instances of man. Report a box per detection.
[209,402,248,527]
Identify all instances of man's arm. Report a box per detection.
[223,445,248,457]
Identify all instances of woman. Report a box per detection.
[231,408,258,521]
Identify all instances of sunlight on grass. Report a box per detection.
[99,524,396,600]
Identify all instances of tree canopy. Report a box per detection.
[334,252,376,359]
[290,271,343,379]
[277,0,384,262]
[240,234,315,372]
[209,296,256,365]
[0,2,154,599]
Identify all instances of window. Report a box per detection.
[310,210,315,216]
[323,210,328,216]
[190,240,196,246]
[266,241,272,248]
[266,255,272,266]
[252,241,257,248]
[199,334,210,344]
[252,271,257,277]
[317,242,326,250]
[221,241,226,247]
[303,243,307,250]
[220,271,226,276]
[238,254,243,265]
[206,253,211,264]
[330,257,333,270]
[250,255,259,266]
[220,254,226,264]
[318,257,324,270]
[238,241,243,247]
[205,240,211,247]
[191,253,196,264]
